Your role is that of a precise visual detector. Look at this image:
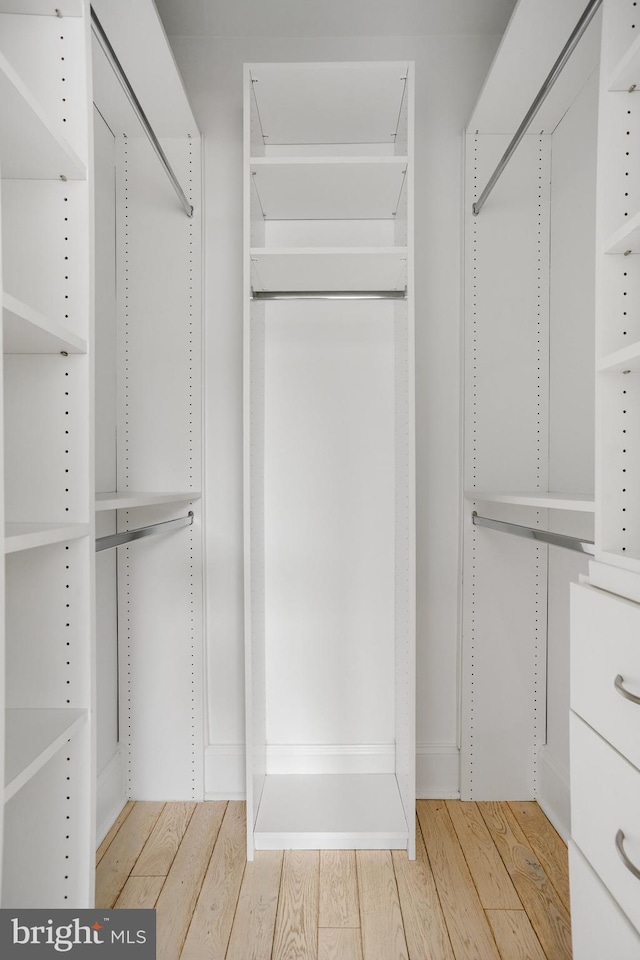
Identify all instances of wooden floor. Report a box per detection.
[96,799,572,960]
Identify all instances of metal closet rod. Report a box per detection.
[471,511,595,556]
[95,512,194,553]
[472,0,603,216]
[90,7,194,219]
[252,290,406,300]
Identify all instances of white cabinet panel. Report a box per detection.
[571,582,640,770]
[570,843,640,959]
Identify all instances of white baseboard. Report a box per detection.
[536,744,571,842]
[96,748,127,845]
[416,744,460,798]
[205,742,461,800]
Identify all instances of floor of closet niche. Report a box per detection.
[95,799,571,960]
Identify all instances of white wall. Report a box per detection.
[163,32,503,797]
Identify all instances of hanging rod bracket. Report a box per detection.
[96,512,194,553]
[471,511,595,555]
[90,8,194,219]
[472,0,603,216]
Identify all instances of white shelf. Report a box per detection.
[251,157,408,220]
[95,491,201,511]
[250,62,408,146]
[4,708,87,802]
[598,341,640,374]
[609,33,640,91]
[597,548,640,576]
[254,774,409,850]
[466,491,596,512]
[250,248,408,292]
[604,211,640,255]
[0,48,86,180]
[3,293,87,354]
[4,521,90,553]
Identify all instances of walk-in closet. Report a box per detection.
[1,0,640,957]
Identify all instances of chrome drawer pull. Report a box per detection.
[616,830,640,881]
[614,674,640,705]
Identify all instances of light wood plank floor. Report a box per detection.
[96,799,571,960]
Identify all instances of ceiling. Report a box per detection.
[154,0,519,39]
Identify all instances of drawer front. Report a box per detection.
[571,582,640,769]
[570,842,640,959]
[571,712,640,933]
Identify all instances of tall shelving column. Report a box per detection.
[0,1,94,906]
[244,62,415,859]
[569,1,640,954]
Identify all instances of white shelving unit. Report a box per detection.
[0,0,94,907]
[91,0,203,827]
[244,61,415,859]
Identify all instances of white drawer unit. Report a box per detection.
[571,582,640,770]
[569,842,640,959]
[571,712,640,934]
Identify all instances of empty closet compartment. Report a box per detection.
[244,62,415,856]
[461,0,600,829]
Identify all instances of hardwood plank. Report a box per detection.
[485,910,547,960]
[272,850,320,960]
[478,802,572,960]
[114,875,165,909]
[180,802,247,960]
[417,800,501,960]
[132,801,196,877]
[154,801,227,960]
[446,801,521,910]
[393,818,455,960]
[357,850,409,960]
[319,850,360,928]
[95,801,165,908]
[319,928,364,960]
[226,850,284,960]
[96,801,135,865]
[507,801,571,913]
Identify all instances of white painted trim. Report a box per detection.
[416,744,460,799]
[204,744,245,800]
[95,748,126,846]
[205,742,460,800]
[266,743,395,775]
[536,744,571,842]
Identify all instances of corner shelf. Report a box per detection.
[4,522,90,554]
[95,491,201,511]
[3,293,87,354]
[254,774,409,850]
[4,708,87,802]
[250,157,408,221]
[604,210,640,254]
[0,48,86,180]
[250,248,408,292]
[465,491,595,512]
